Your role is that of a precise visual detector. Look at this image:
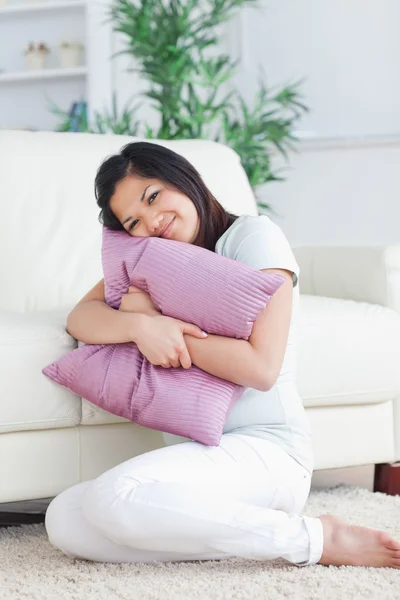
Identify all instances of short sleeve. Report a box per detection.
[216,215,299,287]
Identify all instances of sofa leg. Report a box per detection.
[373,462,400,495]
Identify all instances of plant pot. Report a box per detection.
[25,52,47,70]
[59,46,82,69]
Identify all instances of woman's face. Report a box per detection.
[109,175,200,243]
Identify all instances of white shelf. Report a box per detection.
[0,0,85,15]
[0,66,87,83]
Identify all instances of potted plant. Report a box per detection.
[24,42,50,70]
[108,0,308,210]
[59,39,83,68]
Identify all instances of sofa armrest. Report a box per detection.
[293,245,400,314]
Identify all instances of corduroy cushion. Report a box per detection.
[42,227,285,446]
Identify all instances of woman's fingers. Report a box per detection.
[160,353,185,369]
[181,322,208,339]
[178,346,192,369]
[169,358,181,368]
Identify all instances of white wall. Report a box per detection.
[233,0,400,246]
[265,137,400,247]
[232,0,400,138]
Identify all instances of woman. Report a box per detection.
[45,142,400,569]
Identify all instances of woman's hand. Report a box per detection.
[119,286,207,368]
[135,314,208,369]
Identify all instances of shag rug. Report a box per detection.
[1,485,399,600]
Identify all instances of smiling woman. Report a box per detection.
[95,141,238,251]
[46,140,400,572]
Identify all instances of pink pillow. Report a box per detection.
[42,227,285,445]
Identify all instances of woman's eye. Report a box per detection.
[127,191,159,232]
[128,219,138,231]
[148,191,159,204]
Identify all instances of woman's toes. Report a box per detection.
[391,559,400,569]
[384,536,400,551]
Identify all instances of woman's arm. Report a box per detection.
[68,269,292,389]
[184,269,293,391]
[184,334,267,391]
[66,279,145,344]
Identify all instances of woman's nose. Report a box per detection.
[145,211,163,234]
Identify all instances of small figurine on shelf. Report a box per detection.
[59,39,83,69]
[24,42,50,70]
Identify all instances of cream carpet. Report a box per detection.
[1,484,399,600]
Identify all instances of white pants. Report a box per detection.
[45,433,324,566]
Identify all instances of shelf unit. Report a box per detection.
[0,0,89,129]
[0,0,85,15]
[0,0,114,130]
[0,66,87,83]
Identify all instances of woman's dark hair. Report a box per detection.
[95,141,238,251]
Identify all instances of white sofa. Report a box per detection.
[1,129,400,505]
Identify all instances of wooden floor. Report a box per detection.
[0,465,375,528]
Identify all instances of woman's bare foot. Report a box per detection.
[318,514,400,568]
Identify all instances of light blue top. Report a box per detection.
[164,214,314,475]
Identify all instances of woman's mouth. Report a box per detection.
[160,217,175,238]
